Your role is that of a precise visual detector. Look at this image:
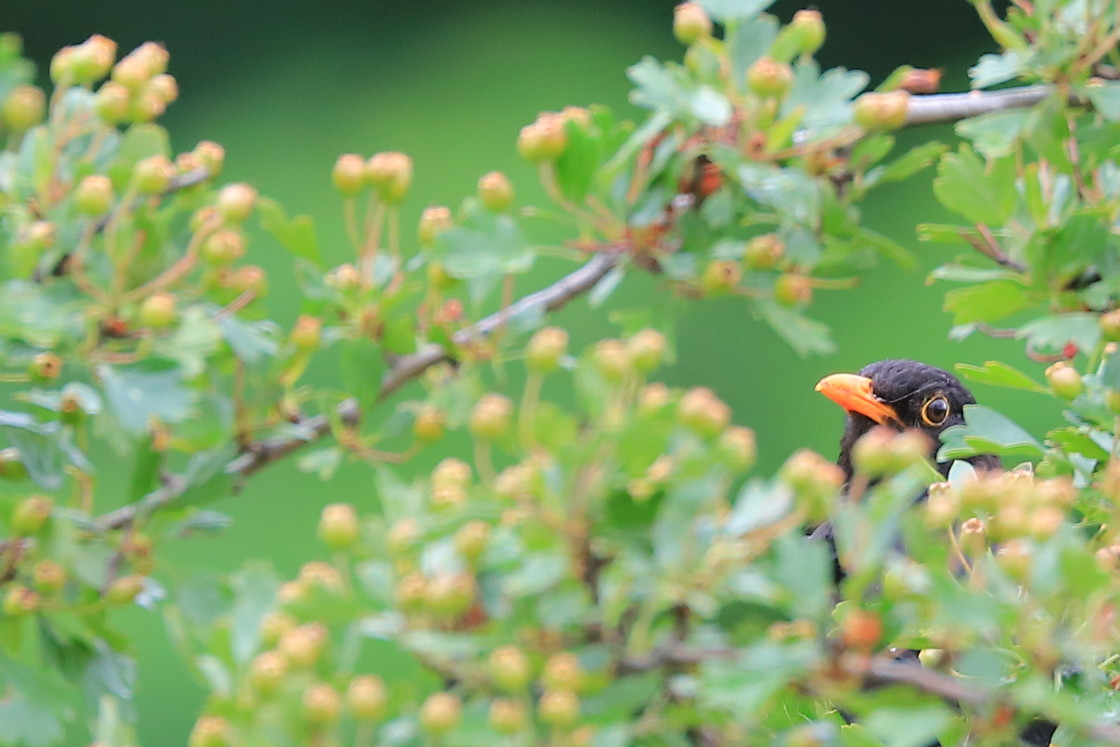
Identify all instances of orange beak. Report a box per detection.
[815,373,901,426]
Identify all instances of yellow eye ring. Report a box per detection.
[920,395,950,426]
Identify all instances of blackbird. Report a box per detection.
[814,359,1055,746]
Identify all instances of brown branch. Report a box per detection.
[91,251,623,532]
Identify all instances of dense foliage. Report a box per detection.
[3,0,1120,744]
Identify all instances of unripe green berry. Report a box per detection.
[0,449,29,481]
[132,155,175,195]
[50,47,79,84]
[326,263,362,292]
[3,585,39,616]
[94,82,131,124]
[32,560,67,594]
[744,233,785,270]
[332,153,366,197]
[746,57,794,98]
[790,9,826,55]
[593,339,632,382]
[489,645,532,691]
[279,623,328,669]
[139,292,177,329]
[2,85,46,131]
[386,517,422,558]
[258,611,298,647]
[853,91,910,131]
[774,273,812,306]
[216,183,257,224]
[303,683,342,726]
[718,426,757,470]
[918,648,946,669]
[11,495,52,535]
[418,206,453,245]
[318,502,359,550]
[188,716,232,747]
[538,689,579,727]
[469,393,514,440]
[996,539,1032,582]
[147,73,178,104]
[201,229,246,265]
[249,651,288,695]
[677,387,731,438]
[779,448,844,497]
[75,175,115,217]
[542,652,583,692]
[298,561,344,594]
[700,260,742,295]
[627,329,667,372]
[420,692,462,735]
[673,2,713,45]
[425,571,477,616]
[1045,361,1083,400]
[366,151,413,204]
[1101,310,1120,342]
[1106,389,1120,415]
[290,315,322,351]
[517,114,568,163]
[454,520,490,563]
[395,572,428,613]
[526,327,569,372]
[78,35,118,82]
[477,171,515,211]
[413,406,446,445]
[231,265,267,297]
[637,382,671,416]
[193,141,225,177]
[29,351,62,382]
[489,698,528,734]
[347,675,388,721]
[105,575,145,604]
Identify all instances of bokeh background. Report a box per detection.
[6,1,1053,742]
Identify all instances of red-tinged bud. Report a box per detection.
[627,329,667,372]
[678,386,732,438]
[75,175,114,216]
[32,560,67,594]
[94,81,130,124]
[841,609,882,651]
[454,520,490,563]
[111,55,150,89]
[3,585,39,616]
[420,692,462,735]
[425,571,477,616]
[347,675,388,721]
[29,351,62,382]
[139,291,177,329]
[105,574,145,604]
[700,260,742,295]
[542,652,583,692]
[279,623,328,668]
[216,183,257,224]
[774,273,812,306]
[277,581,307,606]
[193,140,224,177]
[395,572,428,613]
[50,47,79,83]
[1027,505,1064,539]
[326,263,362,292]
[719,426,757,470]
[790,9,826,56]
[996,539,1032,582]
[539,690,580,727]
[0,449,29,481]
[201,229,246,265]
[11,494,53,536]
[1101,310,1120,342]
[231,265,267,297]
[258,611,298,647]
[899,68,941,94]
[924,482,960,528]
[1,85,45,131]
[490,698,528,734]
[489,645,532,691]
[853,91,910,131]
[418,206,453,246]
[1096,545,1120,571]
[303,682,342,726]
[332,153,366,197]
[593,339,632,382]
[744,233,785,270]
[470,393,514,440]
[131,42,169,77]
[412,405,446,444]
[75,35,117,83]
[673,2,713,45]
[526,326,569,372]
[477,171,515,211]
[1045,361,1083,400]
[128,90,166,122]
[432,458,472,487]
[365,151,413,204]
[249,651,288,695]
[517,114,568,163]
[188,716,232,747]
[959,517,988,556]
[132,155,175,194]
[147,73,178,104]
[318,502,359,550]
[746,57,794,98]
[298,561,344,594]
[386,517,422,558]
[290,315,322,351]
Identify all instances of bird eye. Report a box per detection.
[920,395,950,426]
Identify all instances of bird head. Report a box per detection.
[816,359,998,479]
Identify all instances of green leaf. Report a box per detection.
[735,164,819,225]
[726,480,792,536]
[754,300,835,356]
[915,224,977,246]
[783,61,869,129]
[932,145,1016,226]
[3,422,65,490]
[697,0,776,21]
[0,281,76,348]
[955,361,1049,394]
[927,264,1019,283]
[870,141,949,185]
[433,207,533,279]
[863,701,954,747]
[230,562,279,664]
[256,197,322,266]
[1084,80,1120,120]
[218,315,279,365]
[854,228,916,270]
[556,119,604,201]
[0,653,72,747]
[339,336,385,405]
[152,306,222,378]
[99,358,196,434]
[943,280,1028,324]
[969,50,1025,88]
[955,109,1029,158]
[174,445,238,510]
[939,404,1042,461]
[726,15,779,85]
[1017,313,1100,355]
[628,57,731,126]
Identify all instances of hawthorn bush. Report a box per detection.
[3,1,1120,745]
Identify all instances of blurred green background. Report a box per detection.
[6,0,1055,742]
